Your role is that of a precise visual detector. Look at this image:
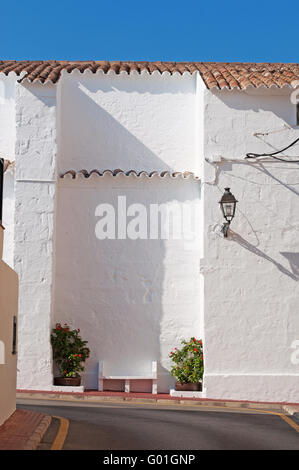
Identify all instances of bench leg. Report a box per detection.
[152,379,157,394]
[98,361,104,392]
[98,378,104,392]
[125,379,130,393]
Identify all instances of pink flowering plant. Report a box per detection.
[169,337,204,384]
[51,323,90,378]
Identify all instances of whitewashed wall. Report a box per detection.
[5,69,299,401]
[0,75,16,159]
[53,72,203,391]
[14,82,57,390]
[57,71,198,174]
[0,75,16,266]
[2,170,15,267]
[54,174,202,391]
[12,71,203,392]
[202,88,299,402]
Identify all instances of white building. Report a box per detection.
[1,60,299,402]
[0,207,18,425]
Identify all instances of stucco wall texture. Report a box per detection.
[1,70,299,400]
[203,89,299,401]
[55,72,202,392]
[0,76,16,267]
[54,175,202,391]
[14,83,56,390]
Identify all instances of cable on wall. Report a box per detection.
[245,137,299,162]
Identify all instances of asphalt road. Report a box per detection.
[18,401,299,450]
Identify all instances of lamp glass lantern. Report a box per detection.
[219,188,238,236]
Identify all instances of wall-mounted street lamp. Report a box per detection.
[219,188,238,237]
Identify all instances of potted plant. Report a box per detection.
[169,337,204,391]
[51,323,90,386]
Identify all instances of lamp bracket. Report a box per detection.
[221,222,230,238]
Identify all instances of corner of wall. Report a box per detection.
[14,81,58,390]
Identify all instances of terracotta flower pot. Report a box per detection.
[175,381,202,391]
[54,377,81,387]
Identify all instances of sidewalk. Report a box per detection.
[16,389,299,414]
[0,409,51,450]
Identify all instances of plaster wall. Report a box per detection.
[2,171,15,267]
[0,75,16,267]
[0,75,16,159]
[58,71,198,175]
[203,88,299,402]
[11,72,202,392]
[14,83,57,390]
[53,174,202,391]
[53,72,202,391]
[7,71,299,401]
[0,226,18,425]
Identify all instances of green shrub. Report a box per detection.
[169,337,204,384]
[51,323,90,378]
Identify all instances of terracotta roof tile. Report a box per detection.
[60,169,200,180]
[0,60,298,89]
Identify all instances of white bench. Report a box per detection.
[98,361,157,394]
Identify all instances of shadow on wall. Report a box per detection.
[58,76,195,173]
[211,89,299,161]
[213,89,297,127]
[220,161,299,198]
[212,159,299,285]
[53,177,201,391]
[229,231,299,281]
[280,253,299,279]
[53,77,201,392]
[214,160,299,284]
[254,163,299,197]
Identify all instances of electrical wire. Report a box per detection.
[245,137,299,162]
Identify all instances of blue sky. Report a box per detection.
[1,0,298,62]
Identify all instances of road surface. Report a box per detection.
[17,400,299,450]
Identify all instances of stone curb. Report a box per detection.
[282,405,299,416]
[16,391,293,413]
[23,415,52,450]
